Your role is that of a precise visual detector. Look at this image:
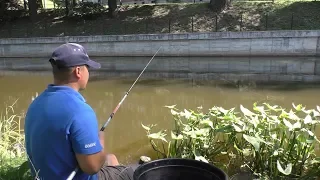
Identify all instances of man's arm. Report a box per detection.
[70,109,107,175]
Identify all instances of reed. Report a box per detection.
[0,99,31,180]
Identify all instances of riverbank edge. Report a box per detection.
[1,30,320,57]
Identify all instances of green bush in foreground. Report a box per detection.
[0,100,32,180]
[142,103,320,179]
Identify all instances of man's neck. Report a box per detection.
[53,81,80,92]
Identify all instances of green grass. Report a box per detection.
[0,0,319,38]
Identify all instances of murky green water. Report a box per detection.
[1,73,320,164]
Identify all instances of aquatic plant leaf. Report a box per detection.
[164,105,177,109]
[141,123,150,131]
[277,160,292,175]
[183,130,197,139]
[263,103,281,112]
[217,107,229,114]
[195,155,209,163]
[288,110,300,121]
[194,128,210,136]
[306,130,314,137]
[304,115,312,124]
[292,122,301,130]
[232,124,242,132]
[292,103,303,111]
[253,104,265,114]
[179,109,196,121]
[171,131,183,140]
[283,119,293,130]
[279,110,289,119]
[170,109,179,116]
[317,106,320,113]
[250,115,259,128]
[312,109,320,117]
[215,125,234,133]
[147,132,167,143]
[306,137,314,144]
[243,134,260,151]
[254,134,271,146]
[200,119,213,129]
[243,148,251,156]
[240,105,255,116]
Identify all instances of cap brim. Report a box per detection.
[86,59,101,69]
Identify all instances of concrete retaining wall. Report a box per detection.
[1,56,320,83]
[1,30,320,57]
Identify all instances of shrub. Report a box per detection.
[0,99,25,161]
[142,103,320,179]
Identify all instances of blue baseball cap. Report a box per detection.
[49,43,101,69]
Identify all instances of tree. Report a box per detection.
[0,0,23,22]
[28,0,38,21]
[209,0,230,11]
[108,0,117,18]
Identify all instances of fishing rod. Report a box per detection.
[66,46,162,180]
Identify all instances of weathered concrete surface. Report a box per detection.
[1,30,320,57]
[1,56,320,83]
[317,36,320,56]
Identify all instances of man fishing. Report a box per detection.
[24,43,134,180]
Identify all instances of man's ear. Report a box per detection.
[74,66,82,79]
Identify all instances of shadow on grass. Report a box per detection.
[1,1,320,38]
[259,1,320,30]
[0,2,238,37]
[0,160,32,180]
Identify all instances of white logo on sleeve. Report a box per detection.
[85,142,96,148]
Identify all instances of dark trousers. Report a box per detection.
[97,164,139,180]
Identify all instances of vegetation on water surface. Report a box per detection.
[142,103,320,179]
[0,99,32,180]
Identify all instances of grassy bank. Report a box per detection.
[0,0,320,38]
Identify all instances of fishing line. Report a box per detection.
[66,46,162,180]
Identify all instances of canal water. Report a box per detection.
[1,72,320,165]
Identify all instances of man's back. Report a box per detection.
[24,84,102,180]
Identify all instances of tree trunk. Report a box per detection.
[209,0,229,11]
[108,0,117,18]
[65,0,69,16]
[24,0,27,10]
[72,0,77,7]
[28,0,38,21]
[37,0,43,9]
[0,0,5,19]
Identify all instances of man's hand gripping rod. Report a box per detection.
[66,47,162,180]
